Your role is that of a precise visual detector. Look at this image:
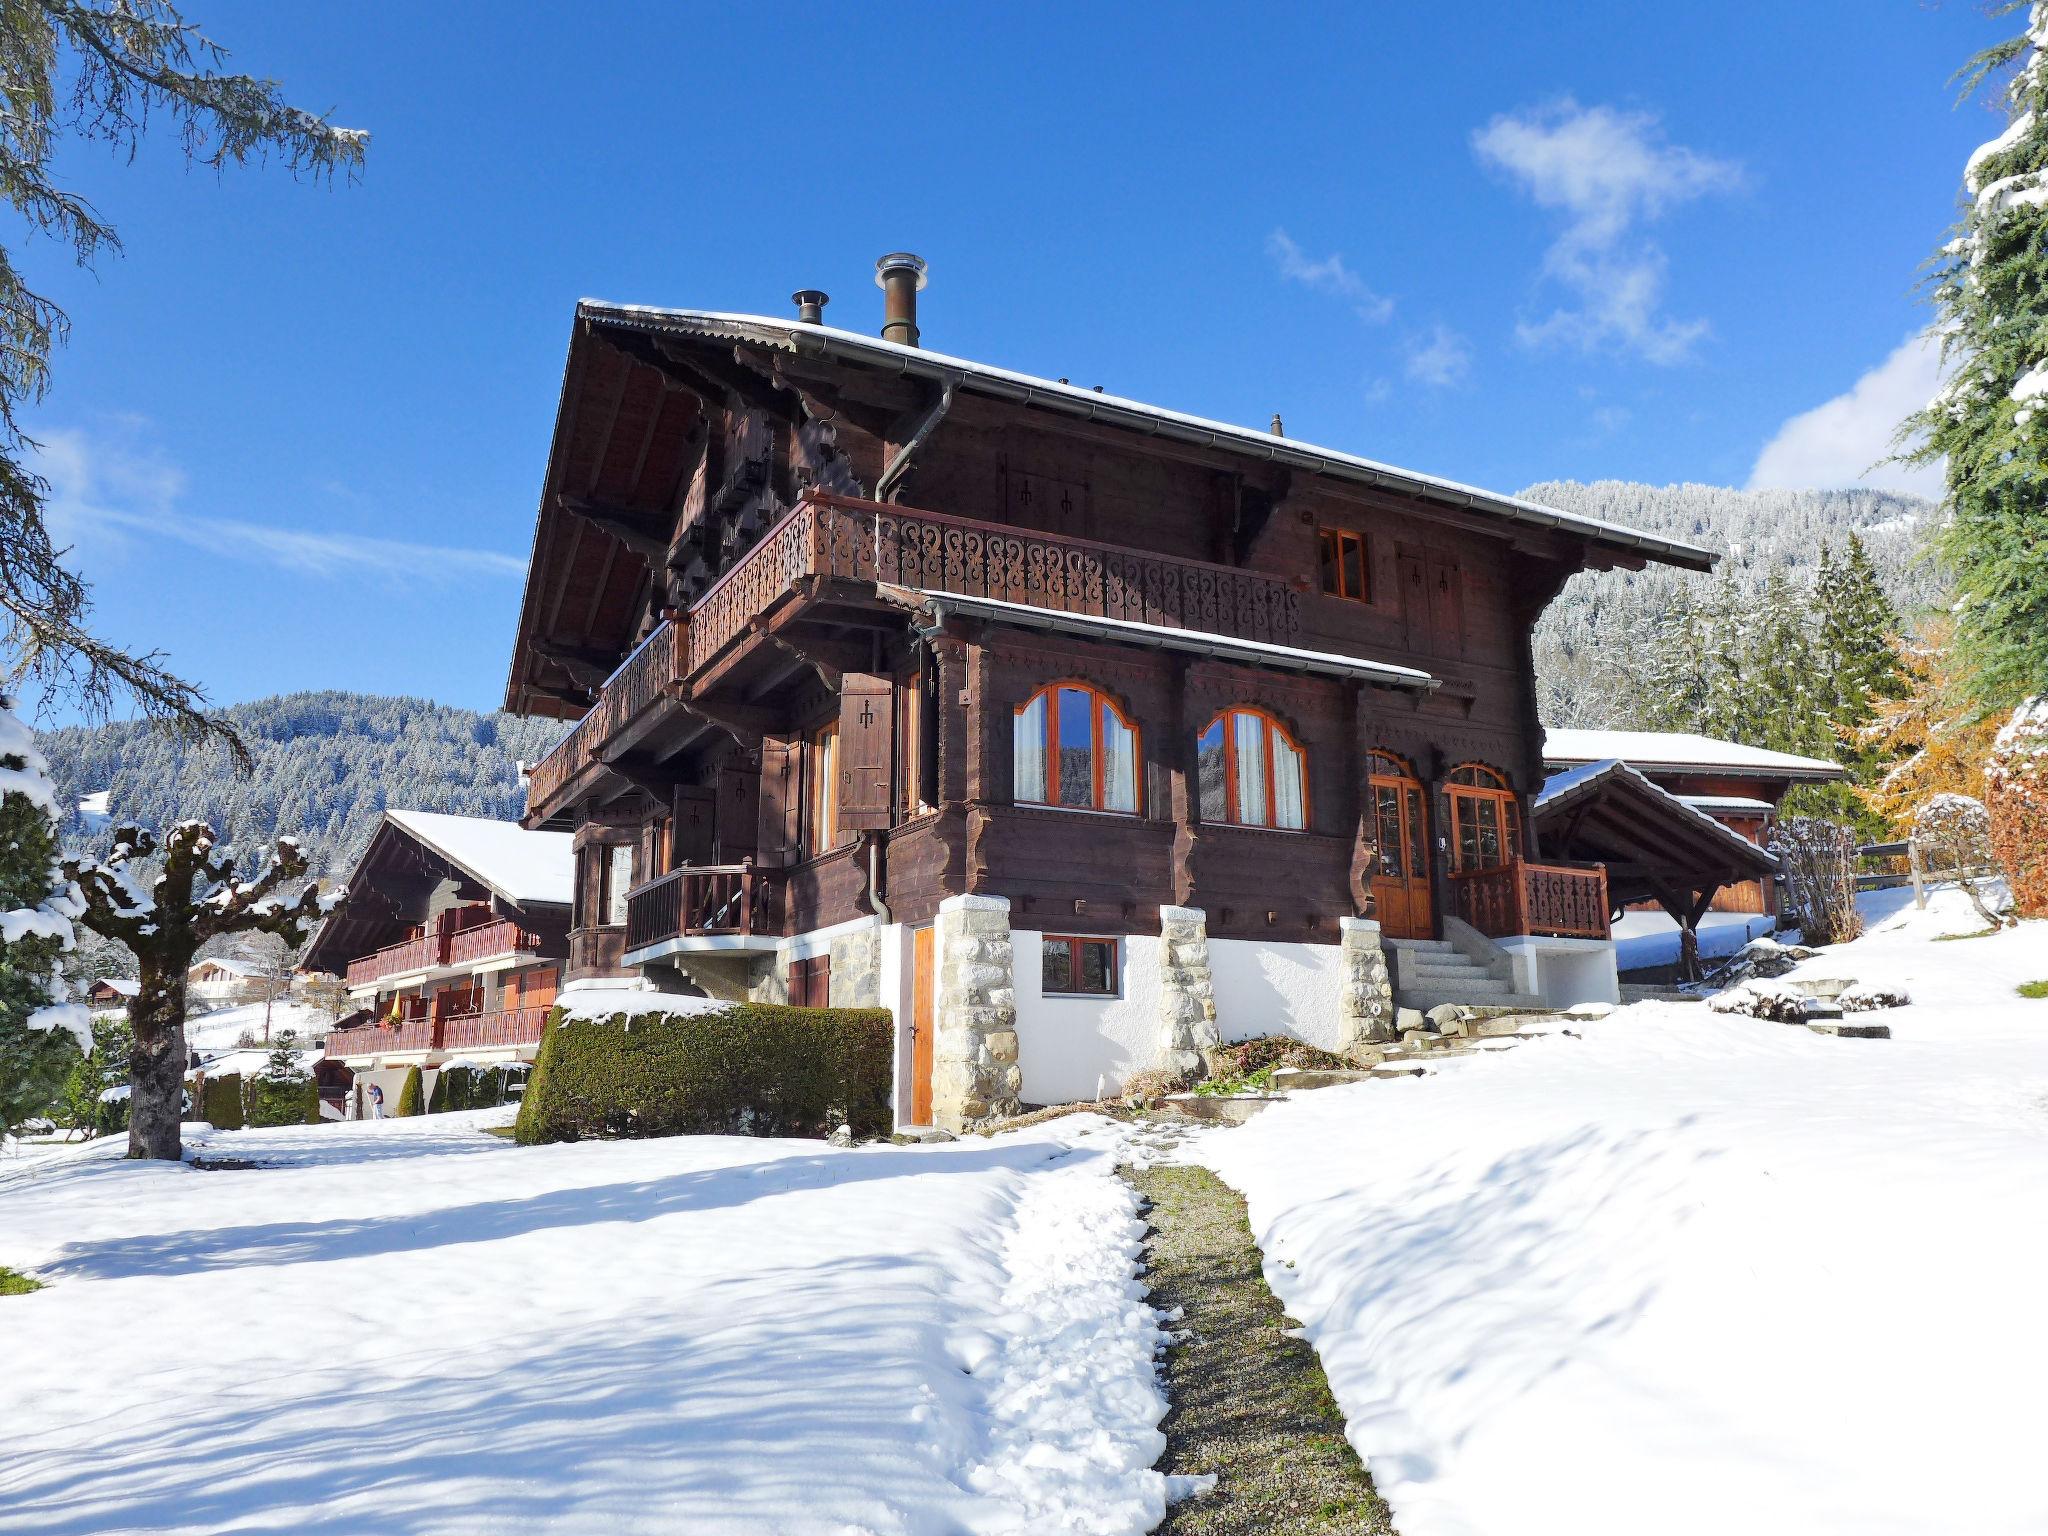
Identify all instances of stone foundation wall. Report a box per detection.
[932,894,1022,1132]
[1337,917,1396,1053]
[1157,904,1220,1077]
[828,927,883,1008]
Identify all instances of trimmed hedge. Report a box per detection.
[395,1065,425,1118]
[432,1063,524,1113]
[246,1076,320,1128]
[514,1003,893,1146]
[199,1073,245,1131]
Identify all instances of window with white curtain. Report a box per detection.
[1013,682,1140,814]
[1195,708,1307,830]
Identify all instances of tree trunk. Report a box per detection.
[127,973,191,1161]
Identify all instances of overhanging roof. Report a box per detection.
[1542,728,1844,782]
[902,587,1439,690]
[1536,758,1778,903]
[575,303,1721,575]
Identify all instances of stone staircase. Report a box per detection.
[1384,937,1543,1011]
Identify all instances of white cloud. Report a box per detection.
[1473,99,1740,363]
[37,424,526,583]
[1747,333,1947,499]
[1404,324,1472,388]
[1267,229,1394,323]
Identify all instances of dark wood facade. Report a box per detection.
[506,301,1714,976]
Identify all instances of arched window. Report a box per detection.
[1014,682,1139,814]
[1447,762,1522,872]
[1197,707,1307,830]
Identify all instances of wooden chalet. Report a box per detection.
[504,256,1717,1129]
[303,810,572,1110]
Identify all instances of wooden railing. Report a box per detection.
[327,1006,552,1058]
[1449,857,1611,940]
[344,920,544,985]
[345,934,439,988]
[624,863,779,952]
[326,1019,438,1057]
[523,619,686,814]
[446,918,545,967]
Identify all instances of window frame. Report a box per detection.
[1013,680,1142,816]
[1318,527,1371,603]
[1196,705,1309,830]
[1040,934,1120,997]
[1445,761,1523,874]
[804,718,842,859]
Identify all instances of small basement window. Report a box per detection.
[1042,935,1118,997]
[1318,528,1370,602]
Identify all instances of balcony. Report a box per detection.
[326,1005,552,1059]
[524,491,1304,820]
[343,919,546,987]
[624,863,782,954]
[1449,858,1611,941]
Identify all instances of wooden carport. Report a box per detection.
[1534,758,1780,980]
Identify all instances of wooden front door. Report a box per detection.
[910,926,936,1125]
[1369,754,1434,940]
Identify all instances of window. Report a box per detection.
[1318,528,1370,602]
[787,954,831,1008]
[1446,763,1523,873]
[605,843,634,927]
[1014,682,1139,814]
[898,670,930,816]
[1042,935,1118,996]
[805,720,841,858]
[1196,708,1307,830]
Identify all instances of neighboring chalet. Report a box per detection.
[186,956,260,1010]
[503,258,1717,1129]
[1542,729,1845,915]
[305,811,572,1111]
[87,977,139,1009]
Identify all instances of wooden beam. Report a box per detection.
[558,494,669,564]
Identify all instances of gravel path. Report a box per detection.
[1130,1162,1396,1535]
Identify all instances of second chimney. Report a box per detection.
[875,252,928,347]
[792,289,829,325]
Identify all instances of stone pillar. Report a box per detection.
[932,895,1021,1132]
[1338,917,1396,1054]
[828,926,884,1008]
[1158,904,1220,1077]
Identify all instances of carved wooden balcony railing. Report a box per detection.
[445,918,546,968]
[1449,857,1611,941]
[624,862,780,953]
[523,619,687,815]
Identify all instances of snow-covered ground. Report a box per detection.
[1611,907,1774,972]
[1198,888,2048,1536]
[179,997,334,1051]
[0,1113,1173,1534]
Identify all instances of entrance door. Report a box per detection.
[910,926,936,1125]
[1369,752,1433,939]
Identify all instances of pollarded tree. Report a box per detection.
[1905,5,2048,710]
[0,697,89,1137]
[64,823,339,1160]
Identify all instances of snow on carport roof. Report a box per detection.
[383,811,573,909]
[1536,758,1780,872]
[1542,728,1844,780]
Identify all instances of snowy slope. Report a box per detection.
[0,1115,1172,1534]
[1197,891,2048,1536]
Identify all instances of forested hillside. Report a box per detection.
[1523,481,1944,727]
[40,692,564,878]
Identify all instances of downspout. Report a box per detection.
[875,377,958,504]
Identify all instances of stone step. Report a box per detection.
[1402,957,1498,979]
[1383,937,1456,953]
[1806,1020,1891,1040]
[1397,976,1530,1002]
[1160,1092,1283,1125]
[1618,983,1707,1005]
[1269,1067,1379,1092]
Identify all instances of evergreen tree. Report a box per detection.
[1817,534,1906,721]
[63,823,336,1160]
[56,1011,133,1139]
[0,698,88,1137]
[1905,6,2048,711]
[1,3,364,754]
[247,1028,313,1127]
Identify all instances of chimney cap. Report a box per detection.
[874,252,929,291]
[792,288,830,306]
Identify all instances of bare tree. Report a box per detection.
[64,822,339,1159]
[2,2,367,761]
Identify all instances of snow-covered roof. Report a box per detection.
[1542,729,1843,780]
[1679,794,1775,815]
[383,810,573,909]
[905,588,1437,690]
[575,303,1720,575]
[92,978,140,997]
[1536,759,1780,868]
[190,957,261,979]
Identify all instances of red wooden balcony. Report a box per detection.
[345,934,442,988]
[326,1019,438,1057]
[326,1005,553,1058]
[343,919,544,986]
[1449,857,1611,941]
[625,863,781,953]
[446,918,546,968]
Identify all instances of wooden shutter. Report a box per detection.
[786,954,830,1007]
[671,785,716,866]
[756,738,801,869]
[1397,547,1429,651]
[838,673,896,832]
[1426,554,1465,657]
[716,756,758,863]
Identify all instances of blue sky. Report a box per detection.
[21,1,2004,722]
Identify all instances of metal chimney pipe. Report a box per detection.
[792,289,829,325]
[874,252,928,347]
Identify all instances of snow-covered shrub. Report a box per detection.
[1839,984,1911,1013]
[1913,792,2014,930]
[1706,937,1818,986]
[1708,981,1820,1023]
[1772,818,1863,946]
[1986,696,2048,918]
[1,699,89,1138]
[245,1032,318,1127]
[515,1003,893,1145]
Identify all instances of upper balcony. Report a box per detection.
[343,918,548,989]
[525,491,1304,820]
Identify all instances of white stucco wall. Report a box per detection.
[1011,930,1164,1105]
[1208,937,1347,1053]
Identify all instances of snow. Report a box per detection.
[1611,909,1774,972]
[1675,792,1774,813]
[1966,109,2037,193]
[1195,889,2048,1536]
[2011,359,2048,404]
[1536,758,1779,867]
[1542,727,1841,777]
[181,999,335,1052]
[188,1046,321,1082]
[0,1112,1180,1534]
[383,809,573,908]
